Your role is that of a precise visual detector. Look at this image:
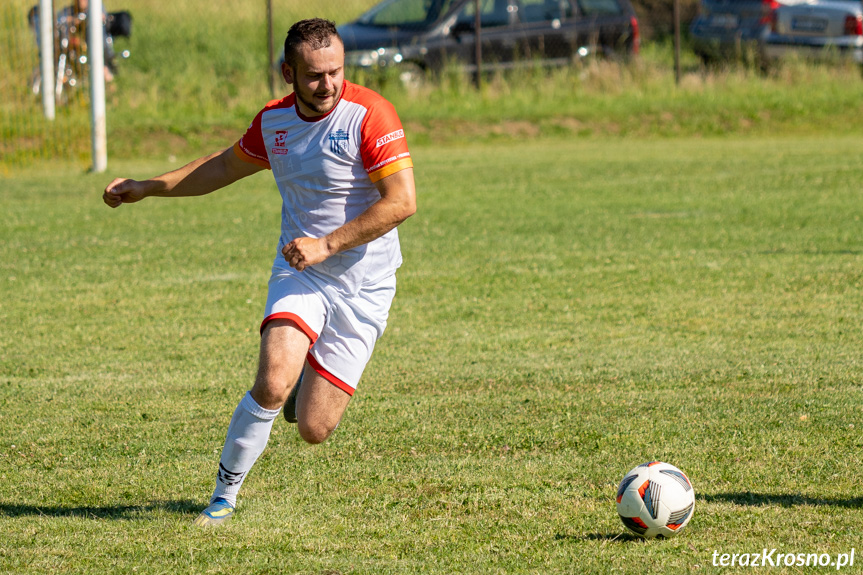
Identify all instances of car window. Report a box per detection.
[520,0,574,23]
[577,0,623,16]
[456,0,515,28]
[359,0,460,28]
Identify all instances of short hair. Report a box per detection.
[283,18,342,69]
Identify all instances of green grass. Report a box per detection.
[6,0,863,169]
[0,0,382,167]
[1,135,861,573]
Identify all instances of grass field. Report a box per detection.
[1,134,861,573]
[6,0,863,169]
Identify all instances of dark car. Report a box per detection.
[690,0,780,63]
[337,0,640,74]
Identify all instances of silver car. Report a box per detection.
[765,0,863,64]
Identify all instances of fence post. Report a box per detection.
[474,0,482,89]
[267,0,276,99]
[39,0,55,120]
[674,0,681,85]
[89,0,107,172]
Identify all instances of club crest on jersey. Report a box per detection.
[329,129,350,155]
[271,130,289,155]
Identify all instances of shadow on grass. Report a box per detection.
[555,492,863,543]
[701,492,863,508]
[555,532,643,543]
[0,499,200,520]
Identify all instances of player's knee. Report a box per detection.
[251,385,288,409]
[253,373,293,407]
[297,418,335,445]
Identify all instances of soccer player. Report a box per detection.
[102,18,416,526]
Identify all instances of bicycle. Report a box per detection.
[28,4,132,104]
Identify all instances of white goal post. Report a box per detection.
[88,0,107,172]
[38,0,55,120]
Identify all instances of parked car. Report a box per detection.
[690,0,781,63]
[764,0,863,65]
[336,0,640,74]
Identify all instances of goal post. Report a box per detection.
[88,0,107,172]
[38,0,55,120]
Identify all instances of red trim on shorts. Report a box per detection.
[306,353,355,396]
[260,312,318,344]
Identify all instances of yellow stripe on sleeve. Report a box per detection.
[233,141,271,169]
[369,158,413,183]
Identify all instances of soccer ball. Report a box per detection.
[616,461,695,538]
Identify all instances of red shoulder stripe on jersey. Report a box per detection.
[235,94,297,169]
[352,83,412,179]
[340,80,385,108]
[234,141,270,170]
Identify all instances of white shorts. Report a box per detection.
[261,266,396,395]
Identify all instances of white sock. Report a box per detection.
[210,391,280,507]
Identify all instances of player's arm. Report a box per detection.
[102,146,264,208]
[282,167,417,271]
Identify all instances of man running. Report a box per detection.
[103,18,416,526]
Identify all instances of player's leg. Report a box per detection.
[196,319,310,526]
[250,318,310,409]
[290,275,397,444]
[294,368,352,444]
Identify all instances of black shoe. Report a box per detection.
[284,372,302,423]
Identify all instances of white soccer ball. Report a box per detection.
[616,461,695,538]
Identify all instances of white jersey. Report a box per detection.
[234,80,413,294]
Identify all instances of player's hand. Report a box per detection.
[103,178,149,208]
[282,237,332,271]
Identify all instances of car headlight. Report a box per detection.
[346,47,404,67]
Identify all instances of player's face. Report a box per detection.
[284,38,345,117]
